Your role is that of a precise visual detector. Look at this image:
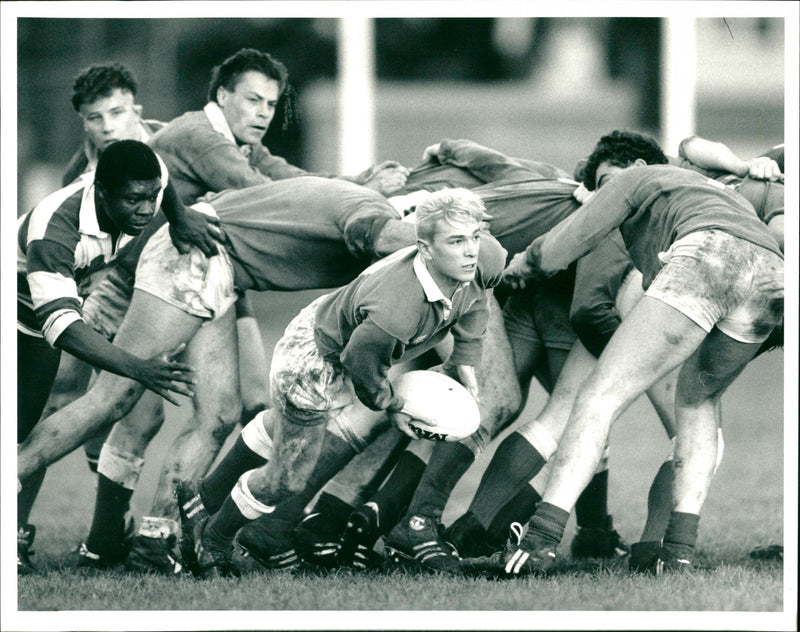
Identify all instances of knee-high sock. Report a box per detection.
[370,451,427,534]
[405,442,475,521]
[200,415,273,514]
[17,468,46,525]
[640,459,674,542]
[485,483,542,549]
[469,432,546,530]
[86,444,143,554]
[575,469,610,529]
[86,474,135,556]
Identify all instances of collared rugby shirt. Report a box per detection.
[18,160,168,345]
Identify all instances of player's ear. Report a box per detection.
[216,86,230,108]
[633,158,648,168]
[417,238,432,260]
[133,103,143,118]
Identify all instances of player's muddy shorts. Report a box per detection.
[134,203,237,320]
[646,229,783,344]
[503,284,576,351]
[270,295,387,449]
[82,266,135,340]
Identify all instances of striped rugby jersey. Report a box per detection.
[18,159,168,345]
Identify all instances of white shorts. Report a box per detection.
[134,205,237,321]
[270,295,387,449]
[646,230,783,344]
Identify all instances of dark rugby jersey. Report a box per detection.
[199,176,402,292]
[527,165,783,289]
[149,104,313,205]
[313,235,507,410]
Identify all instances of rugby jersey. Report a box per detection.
[62,118,166,187]
[196,176,402,292]
[18,161,168,345]
[149,102,315,204]
[526,165,784,289]
[312,234,507,411]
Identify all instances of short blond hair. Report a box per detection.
[415,188,490,242]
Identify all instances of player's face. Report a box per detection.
[217,71,280,146]
[419,219,482,293]
[99,178,162,236]
[595,158,646,189]
[79,89,142,152]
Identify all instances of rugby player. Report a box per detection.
[254,139,627,573]
[78,48,409,572]
[449,133,785,569]
[40,63,169,477]
[176,188,506,578]
[16,175,418,570]
[17,140,219,573]
[464,131,783,577]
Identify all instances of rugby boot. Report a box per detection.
[570,515,630,559]
[294,511,343,570]
[194,517,240,579]
[339,502,385,570]
[237,517,302,572]
[642,542,698,575]
[125,517,184,575]
[444,511,495,559]
[76,541,130,570]
[749,544,783,561]
[75,515,136,570]
[175,479,209,575]
[384,513,462,575]
[125,533,184,575]
[628,540,663,573]
[462,522,556,577]
[17,523,36,575]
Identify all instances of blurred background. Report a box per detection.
[13,15,787,543]
[17,16,784,213]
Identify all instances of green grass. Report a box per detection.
[10,295,792,629]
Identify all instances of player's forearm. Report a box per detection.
[439,139,530,183]
[679,136,748,177]
[55,320,144,382]
[373,219,417,256]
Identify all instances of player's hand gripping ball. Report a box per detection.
[393,370,480,441]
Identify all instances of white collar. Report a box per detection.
[76,178,106,238]
[413,252,451,308]
[203,101,238,145]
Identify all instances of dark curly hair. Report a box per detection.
[207,48,289,103]
[582,130,668,190]
[71,63,138,111]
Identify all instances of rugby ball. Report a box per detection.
[393,370,481,442]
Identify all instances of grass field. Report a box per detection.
[10,289,794,631]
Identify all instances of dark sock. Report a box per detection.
[406,442,475,520]
[204,495,251,548]
[372,451,427,533]
[640,460,674,542]
[18,468,46,525]
[268,433,357,526]
[86,474,134,556]
[527,502,569,547]
[199,436,267,514]
[486,484,542,549]
[663,511,700,549]
[469,432,546,529]
[575,469,609,529]
[306,492,355,533]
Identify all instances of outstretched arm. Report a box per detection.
[425,138,537,183]
[55,321,195,405]
[679,136,783,181]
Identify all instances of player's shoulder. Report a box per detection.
[476,232,508,288]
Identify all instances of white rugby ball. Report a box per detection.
[393,370,481,442]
